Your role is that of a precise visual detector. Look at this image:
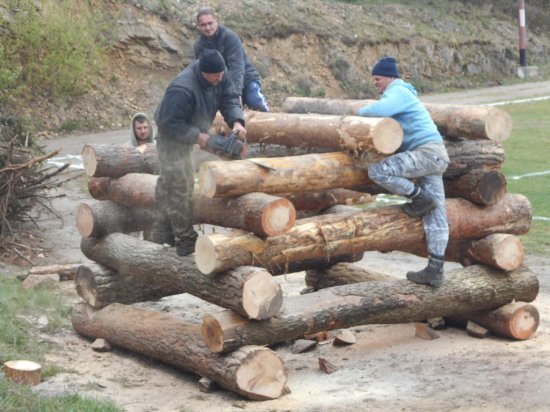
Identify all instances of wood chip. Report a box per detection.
[415,323,440,340]
[333,329,357,345]
[466,320,491,338]
[291,339,317,354]
[319,357,339,374]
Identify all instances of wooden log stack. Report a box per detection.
[72,98,539,402]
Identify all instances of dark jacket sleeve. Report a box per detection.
[193,41,203,59]
[221,30,246,93]
[155,87,201,144]
[219,79,245,128]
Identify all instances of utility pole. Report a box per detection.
[518,0,526,67]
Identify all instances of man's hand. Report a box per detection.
[197,132,210,149]
[232,122,247,142]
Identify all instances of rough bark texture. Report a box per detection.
[281,97,513,142]
[202,265,539,353]
[305,262,395,290]
[444,169,506,206]
[444,139,504,177]
[71,303,288,400]
[210,111,403,154]
[80,234,283,320]
[87,174,157,208]
[285,188,373,212]
[82,143,158,177]
[195,194,531,274]
[447,301,540,340]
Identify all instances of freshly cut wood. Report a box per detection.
[71,303,288,400]
[211,111,403,154]
[76,201,153,238]
[201,265,539,353]
[305,262,394,291]
[80,234,283,320]
[82,143,158,177]
[3,360,42,386]
[415,323,440,340]
[85,177,296,237]
[285,188,372,212]
[447,302,539,340]
[444,169,506,206]
[195,194,531,274]
[281,97,513,142]
[19,263,80,281]
[466,321,491,338]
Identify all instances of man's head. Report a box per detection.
[133,115,151,145]
[199,49,225,86]
[196,7,218,39]
[371,57,400,94]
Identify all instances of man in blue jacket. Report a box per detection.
[194,7,269,112]
[355,57,450,287]
[152,49,246,256]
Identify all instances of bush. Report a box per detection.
[0,0,109,99]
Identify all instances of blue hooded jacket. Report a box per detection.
[357,79,442,152]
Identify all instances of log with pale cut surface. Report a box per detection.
[201,265,539,353]
[80,234,283,320]
[195,194,531,275]
[82,143,158,177]
[71,303,288,400]
[281,97,513,142]
[210,111,403,155]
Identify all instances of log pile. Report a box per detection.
[72,99,540,402]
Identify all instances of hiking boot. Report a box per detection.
[176,239,196,257]
[406,256,444,288]
[402,187,437,218]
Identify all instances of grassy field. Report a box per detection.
[501,99,550,256]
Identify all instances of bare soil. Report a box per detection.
[6,83,550,411]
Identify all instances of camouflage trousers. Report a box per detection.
[367,146,449,258]
[150,137,197,246]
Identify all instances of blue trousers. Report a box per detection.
[243,81,269,112]
[368,149,449,258]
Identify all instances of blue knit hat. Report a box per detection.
[372,57,400,78]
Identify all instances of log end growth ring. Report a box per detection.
[493,234,525,271]
[3,360,42,386]
[261,198,296,236]
[195,235,219,274]
[486,108,513,142]
[81,145,98,177]
[372,118,403,154]
[76,203,94,237]
[198,165,217,198]
[509,303,539,340]
[242,269,283,319]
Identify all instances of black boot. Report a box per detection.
[406,256,444,287]
[176,238,196,257]
[402,186,437,218]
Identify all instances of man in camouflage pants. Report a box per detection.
[151,49,246,256]
[356,57,450,287]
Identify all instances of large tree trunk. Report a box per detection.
[80,234,283,320]
[444,139,504,177]
[86,176,296,237]
[195,194,531,274]
[285,188,373,211]
[71,303,288,400]
[444,169,506,206]
[201,265,539,353]
[82,143,158,177]
[210,111,403,154]
[305,262,394,290]
[281,97,513,142]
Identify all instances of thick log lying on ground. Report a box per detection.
[446,301,540,340]
[444,169,506,206]
[86,176,296,237]
[195,194,531,274]
[82,143,158,177]
[281,97,513,142]
[71,303,288,400]
[305,262,394,290]
[201,265,539,353]
[80,234,282,320]
[211,111,403,154]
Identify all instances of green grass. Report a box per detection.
[500,99,550,255]
[0,276,122,411]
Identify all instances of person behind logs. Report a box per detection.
[129,112,154,147]
[355,57,450,287]
[151,49,246,256]
[194,7,269,112]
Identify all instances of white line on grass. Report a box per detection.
[509,170,550,180]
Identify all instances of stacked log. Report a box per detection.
[73,99,538,402]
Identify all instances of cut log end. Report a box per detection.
[3,360,42,386]
[202,314,225,353]
[76,203,94,237]
[81,145,98,177]
[509,303,539,340]
[74,266,99,307]
[242,270,283,320]
[372,118,404,154]
[198,165,217,198]
[493,234,525,271]
[235,347,288,400]
[478,170,506,205]
[261,199,296,236]
[486,108,513,142]
[195,235,221,275]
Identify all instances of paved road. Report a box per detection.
[43,79,550,159]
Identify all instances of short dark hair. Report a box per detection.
[133,115,147,124]
[196,7,216,22]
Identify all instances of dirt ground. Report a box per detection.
[6,83,550,411]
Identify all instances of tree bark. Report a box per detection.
[86,176,296,237]
[201,265,538,353]
[71,303,288,400]
[195,194,531,274]
[446,301,540,340]
[444,169,506,206]
[80,233,283,320]
[82,143,158,177]
[281,97,513,142]
[305,262,394,290]
[285,188,373,212]
[211,111,404,154]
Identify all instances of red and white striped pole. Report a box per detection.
[518,0,526,67]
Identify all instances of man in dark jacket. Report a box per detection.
[151,49,246,256]
[194,7,269,112]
